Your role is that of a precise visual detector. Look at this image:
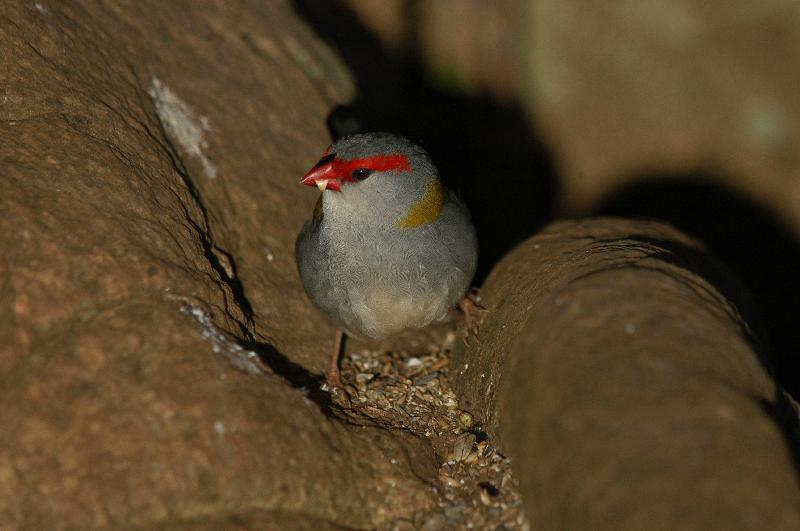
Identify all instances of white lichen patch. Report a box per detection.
[182,305,262,375]
[148,77,218,178]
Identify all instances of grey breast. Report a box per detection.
[296,197,477,339]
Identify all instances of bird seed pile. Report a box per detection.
[337,330,529,530]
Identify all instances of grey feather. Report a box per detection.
[295,133,478,339]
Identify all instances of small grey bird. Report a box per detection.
[295,133,479,402]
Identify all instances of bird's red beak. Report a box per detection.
[301,153,342,192]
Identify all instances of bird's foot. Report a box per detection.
[459,287,488,342]
[325,368,352,409]
[324,330,352,408]
[327,384,352,409]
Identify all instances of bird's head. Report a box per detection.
[301,133,444,228]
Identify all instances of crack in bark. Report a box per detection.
[139,82,347,416]
[144,102,254,331]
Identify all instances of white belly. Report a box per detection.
[343,282,451,339]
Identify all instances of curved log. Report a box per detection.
[453,218,800,529]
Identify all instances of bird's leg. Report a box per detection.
[326,329,351,407]
[327,329,345,387]
[459,287,488,341]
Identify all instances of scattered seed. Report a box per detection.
[476,440,488,455]
[405,356,423,368]
[414,371,440,385]
[452,432,476,461]
[479,488,493,506]
[336,327,527,530]
[458,410,474,430]
[429,356,450,371]
[356,372,375,384]
[439,474,460,488]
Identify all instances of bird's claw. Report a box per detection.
[328,384,352,408]
[324,373,353,409]
[459,287,488,342]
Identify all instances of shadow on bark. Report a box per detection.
[598,176,800,400]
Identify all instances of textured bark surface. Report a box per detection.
[452,218,800,529]
[6,2,800,528]
[1,2,438,528]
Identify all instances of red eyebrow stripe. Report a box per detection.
[333,154,411,178]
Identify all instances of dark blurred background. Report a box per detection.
[292,0,800,398]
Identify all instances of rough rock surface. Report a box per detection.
[453,218,800,529]
[1,1,439,528]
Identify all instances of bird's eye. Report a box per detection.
[351,168,371,180]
